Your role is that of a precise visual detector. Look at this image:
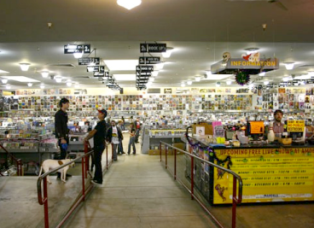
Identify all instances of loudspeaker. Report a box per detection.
[120,88,124,94]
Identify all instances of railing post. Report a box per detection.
[232,176,237,228]
[191,156,194,200]
[82,156,86,201]
[174,149,177,180]
[43,177,49,228]
[165,145,168,169]
[106,145,109,170]
[160,143,162,162]
[84,142,89,178]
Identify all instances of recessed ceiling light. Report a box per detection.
[149,78,155,82]
[28,83,33,87]
[104,60,138,71]
[1,79,8,84]
[282,76,292,82]
[259,72,266,76]
[19,63,30,71]
[195,77,201,82]
[0,69,9,74]
[162,47,174,58]
[5,85,11,89]
[295,75,311,80]
[226,80,232,85]
[55,77,62,83]
[205,71,212,77]
[216,82,221,87]
[1,76,39,82]
[264,81,269,85]
[40,84,45,89]
[41,71,49,78]
[66,81,72,87]
[284,62,295,70]
[187,80,192,85]
[117,0,142,10]
[113,74,136,81]
[181,83,186,87]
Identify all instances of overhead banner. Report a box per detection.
[64,44,91,54]
[78,57,100,65]
[139,57,161,64]
[140,43,167,53]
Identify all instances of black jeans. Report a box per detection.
[58,137,69,159]
[94,145,104,183]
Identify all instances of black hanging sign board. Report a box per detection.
[64,44,91,54]
[136,71,152,76]
[136,65,154,71]
[139,57,161,65]
[140,43,167,53]
[94,72,105,77]
[78,57,100,66]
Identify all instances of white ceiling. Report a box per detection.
[0,0,313,89]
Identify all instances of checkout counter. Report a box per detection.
[186,120,314,205]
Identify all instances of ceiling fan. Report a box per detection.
[227,0,288,11]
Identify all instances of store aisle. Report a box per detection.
[64,138,217,228]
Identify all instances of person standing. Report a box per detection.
[84,109,107,185]
[55,98,70,160]
[121,116,125,130]
[128,123,136,155]
[117,120,125,154]
[273,109,284,138]
[106,120,123,161]
[134,118,141,143]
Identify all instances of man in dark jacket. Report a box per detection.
[106,120,123,161]
[55,98,70,159]
[84,109,107,185]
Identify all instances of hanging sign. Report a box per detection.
[136,65,154,71]
[78,57,100,66]
[139,57,161,64]
[287,120,305,132]
[64,44,91,54]
[94,72,105,77]
[140,43,167,53]
[164,88,172,94]
[136,71,151,76]
[105,71,110,77]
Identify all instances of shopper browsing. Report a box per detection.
[117,120,125,154]
[134,118,141,143]
[128,123,136,155]
[84,109,107,185]
[106,120,123,161]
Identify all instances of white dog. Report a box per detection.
[39,159,74,184]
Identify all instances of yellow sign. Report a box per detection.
[250,121,264,134]
[287,120,305,132]
[213,147,314,204]
[230,60,277,67]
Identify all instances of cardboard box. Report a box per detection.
[192,123,213,135]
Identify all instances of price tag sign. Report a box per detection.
[287,120,305,132]
[214,126,225,137]
[250,121,265,134]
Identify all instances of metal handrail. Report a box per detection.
[159,141,243,228]
[0,144,23,176]
[37,142,96,228]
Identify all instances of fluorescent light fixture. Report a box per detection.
[226,80,232,85]
[295,75,311,80]
[204,74,233,80]
[19,63,30,71]
[104,60,138,71]
[0,69,9,74]
[1,79,8,84]
[74,84,80,88]
[155,62,165,70]
[195,77,201,82]
[149,78,155,82]
[28,83,33,87]
[73,51,84,59]
[41,71,49,78]
[113,74,136,81]
[66,82,72,87]
[152,71,159,77]
[40,84,45,89]
[264,81,269,85]
[67,45,77,50]
[216,82,221,87]
[117,0,142,10]
[162,47,174,58]
[259,72,266,76]
[5,85,11,89]
[300,81,306,85]
[308,71,314,76]
[55,77,62,83]
[284,62,295,70]
[187,80,192,85]
[87,66,95,72]
[181,83,186,87]
[1,76,39,82]
[205,71,212,77]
